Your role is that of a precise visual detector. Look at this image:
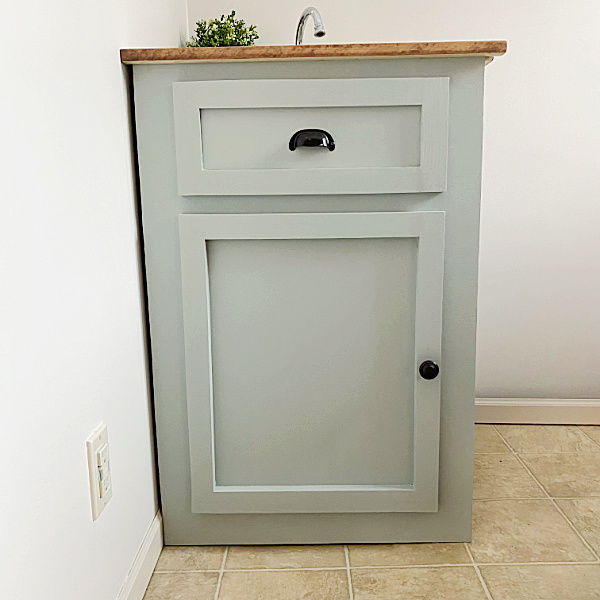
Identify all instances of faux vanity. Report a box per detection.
[122,40,507,544]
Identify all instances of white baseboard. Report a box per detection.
[475,398,600,424]
[117,511,163,600]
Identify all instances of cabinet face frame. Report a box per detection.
[173,77,449,196]
[178,211,445,514]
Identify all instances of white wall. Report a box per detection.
[0,1,185,598]
[187,0,600,399]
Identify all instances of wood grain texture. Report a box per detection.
[120,40,507,64]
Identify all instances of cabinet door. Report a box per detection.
[179,212,444,514]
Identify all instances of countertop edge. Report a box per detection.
[120,41,507,65]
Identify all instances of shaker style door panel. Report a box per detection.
[173,78,449,195]
[178,212,445,514]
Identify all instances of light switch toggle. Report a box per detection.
[97,443,111,499]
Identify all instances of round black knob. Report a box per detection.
[419,360,440,380]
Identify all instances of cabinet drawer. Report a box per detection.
[173,78,449,196]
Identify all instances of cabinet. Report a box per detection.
[126,43,502,544]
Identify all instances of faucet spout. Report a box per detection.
[295,7,326,45]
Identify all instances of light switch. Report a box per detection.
[86,424,113,520]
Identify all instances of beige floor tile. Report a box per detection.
[475,425,511,454]
[143,572,219,600]
[469,499,594,563]
[556,497,600,554]
[480,564,600,600]
[520,453,600,497]
[218,569,349,600]
[496,425,599,453]
[351,566,488,600]
[155,546,225,571]
[579,426,600,446]
[473,454,545,500]
[348,543,469,566]
[225,545,346,569]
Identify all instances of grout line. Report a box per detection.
[216,565,467,572]
[213,546,228,600]
[552,496,600,500]
[344,546,354,600]
[576,426,600,451]
[474,452,514,455]
[221,566,345,573]
[546,499,600,562]
[473,497,549,502]
[474,560,600,566]
[348,563,470,570]
[492,426,600,562]
[154,565,470,573]
[474,496,600,502]
[157,567,348,574]
[155,569,221,573]
[493,451,600,454]
[464,543,494,600]
[510,451,600,455]
[139,560,600,574]
[490,425,520,453]
[143,558,600,575]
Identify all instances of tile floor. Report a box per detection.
[145,425,600,599]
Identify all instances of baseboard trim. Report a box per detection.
[475,398,600,424]
[117,511,163,600]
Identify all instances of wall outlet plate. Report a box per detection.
[86,423,112,520]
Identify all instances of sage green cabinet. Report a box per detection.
[131,55,487,544]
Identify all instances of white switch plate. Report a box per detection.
[86,423,112,520]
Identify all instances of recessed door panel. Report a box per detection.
[209,238,417,487]
[178,212,445,513]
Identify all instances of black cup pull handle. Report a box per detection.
[289,129,335,151]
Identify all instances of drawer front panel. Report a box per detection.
[201,106,421,170]
[178,211,445,514]
[173,78,449,195]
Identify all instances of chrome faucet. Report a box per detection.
[295,7,326,45]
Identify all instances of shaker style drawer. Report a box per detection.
[173,78,449,196]
[178,211,445,514]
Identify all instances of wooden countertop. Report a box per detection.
[120,41,507,65]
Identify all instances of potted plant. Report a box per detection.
[187,11,259,47]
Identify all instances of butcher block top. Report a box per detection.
[120,40,507,65]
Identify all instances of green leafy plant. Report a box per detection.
[187,11,259,47]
